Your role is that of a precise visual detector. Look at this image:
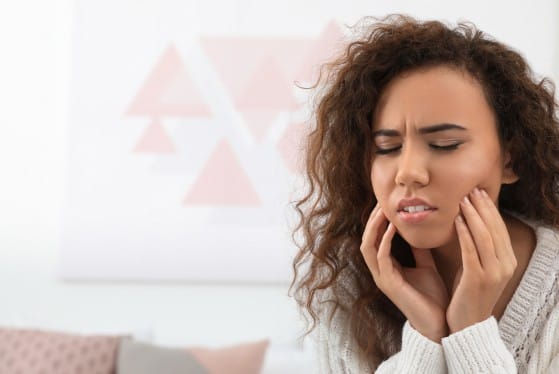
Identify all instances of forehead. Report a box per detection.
[372,65,497,132]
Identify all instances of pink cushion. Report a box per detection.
[0,327,121,374]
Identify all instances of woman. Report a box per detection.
[290,15,559,373]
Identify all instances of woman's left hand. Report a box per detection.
[446,187,518,333]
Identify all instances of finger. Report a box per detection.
[363,203,382,235]
[469,188,506,232]
[468,189,504,262]
[362,205,385,248]
[460,195,498,268]
[371,202,381,216]
[471,188,515,263]
[377,222,397,273]
[455,214,481,273]
[360,206,387,276]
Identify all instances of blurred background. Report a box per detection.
[0,0,557,372]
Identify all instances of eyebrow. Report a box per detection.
[372,123,467,137]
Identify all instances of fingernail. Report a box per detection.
[481,189,488,198]
[473,187,481,196]
[455,215,464,223]
[462,196,471,205]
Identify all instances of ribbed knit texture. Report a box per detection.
[442,317,516,373]
[314,218,559,373]
[396,321,446,372]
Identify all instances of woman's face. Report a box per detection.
[370,65,517,249]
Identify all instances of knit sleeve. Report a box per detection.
[315,307,447,373]
[442,317,516,373]
[525,304,559,373]
[314,307,372,374]
[376,321,446,373]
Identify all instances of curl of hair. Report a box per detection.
[289,14,559,369]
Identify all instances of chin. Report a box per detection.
[395,224,455,249]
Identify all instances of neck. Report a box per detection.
[431,233,462,295]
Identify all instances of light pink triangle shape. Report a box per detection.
[236,57,298,111]
[125,44,212,117]
[277,121,308,173]
[241,110,279,142]
[183,140,261,206]
[132,119,176,154]
[200,37,311,99]
[297,20,345,84]
[159,68,212,116]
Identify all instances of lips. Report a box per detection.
[397,197,437,224]
[397,197,436,212]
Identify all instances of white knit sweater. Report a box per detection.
[315,220,559,373]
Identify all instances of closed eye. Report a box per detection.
[429,142,463,151]
[374,145,401,155]
[374,142,463,155]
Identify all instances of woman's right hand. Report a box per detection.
[360,204,450,343]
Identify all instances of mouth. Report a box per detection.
[398,205,434,213]
[397,199,437,224]
[397,207,437,223]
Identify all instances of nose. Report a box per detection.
[394,144,429,188]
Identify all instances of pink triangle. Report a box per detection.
[297,20,345,84]
[183,140,261,206]
[236,57,298,111]
[241,110,279,141]
[277,121,308,173]
[200,37,312,99]
[159,68,212,116]
[132,119,176,154]
[125,44,212,117]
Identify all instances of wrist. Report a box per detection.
[409,322,448,343]
[424,329,448,344]
[448,315,491,334]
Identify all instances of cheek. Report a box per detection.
[437,152,502,205]
[370,161,392,203]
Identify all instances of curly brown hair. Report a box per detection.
[290,14,559,369]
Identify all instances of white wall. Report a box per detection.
[0,0,307,347]
[0,0,557,353]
